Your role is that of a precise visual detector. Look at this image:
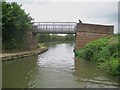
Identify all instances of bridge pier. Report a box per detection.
[75,21,114,50]
[25,30,38,50]
[25,21,114,51]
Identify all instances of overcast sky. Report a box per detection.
[6,0,119,33]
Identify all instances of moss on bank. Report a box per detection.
[76,34,120,76]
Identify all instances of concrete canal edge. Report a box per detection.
[1,48,48,62]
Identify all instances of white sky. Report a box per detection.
[6,0,119,33]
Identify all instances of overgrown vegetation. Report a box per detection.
[2,2,33,51]
[76,34,120,76]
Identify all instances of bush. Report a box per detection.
[2,2,33,51]
[76,34,119,75]
[76,37,108,61]
[98,58,119,75]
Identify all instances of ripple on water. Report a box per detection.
[79,78,118,88]
[3,42,119,88]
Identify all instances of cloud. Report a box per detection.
[5,1,118,33]
[6,0,52,3]
[6,0,119,2]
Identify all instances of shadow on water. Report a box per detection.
[2,56,38,88]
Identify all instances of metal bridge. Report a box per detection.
[32,22,77,34]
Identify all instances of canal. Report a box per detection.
[2,42,118,88]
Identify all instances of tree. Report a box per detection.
[2,2,33,51]
[38,34,75,43]
[65,34,75,41]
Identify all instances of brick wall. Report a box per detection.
[25,21,114,50]
[81,23,114,34]
[25,30,38,50]
[75,22,114,50]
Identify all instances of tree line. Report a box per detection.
[38,34,75,43]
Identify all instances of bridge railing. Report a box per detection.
[33,22,77,32]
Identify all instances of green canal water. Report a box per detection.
[2,42,118,88]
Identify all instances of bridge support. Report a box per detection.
[75,21,114,50]
[24,21,114,51]
[25,30,38,50]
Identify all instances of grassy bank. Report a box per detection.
[76,34,120,76]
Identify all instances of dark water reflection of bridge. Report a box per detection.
[32,22,77,34]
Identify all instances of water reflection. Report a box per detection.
[2,56,38,88]
[2,42,118,88]
[74,58,118,88]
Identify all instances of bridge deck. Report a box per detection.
[32,22,77,34]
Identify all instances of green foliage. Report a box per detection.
[38,34,50,43]
[65,34,75,41]
[2,2,33,51]
[98,58,119,75]
[38,34,75,43]
[76,37,108,61]
[2,2,33,30]
[76,34,119,75]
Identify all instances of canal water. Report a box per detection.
[2,42,118,88]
